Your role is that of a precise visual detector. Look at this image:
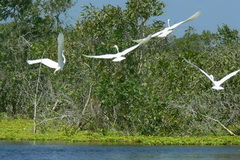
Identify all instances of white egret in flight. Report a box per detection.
[83,44,140,62]
[83,35,151,62]
[27,33,65,73]
[184,58,240,90]
[134,11,201,43]
[153,11,201,38]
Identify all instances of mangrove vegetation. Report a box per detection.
[0,0,239,140]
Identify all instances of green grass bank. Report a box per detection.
[0,119,239,145]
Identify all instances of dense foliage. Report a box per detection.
[0,0,239,136]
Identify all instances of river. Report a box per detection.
[0,141,239,160]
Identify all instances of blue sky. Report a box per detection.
[67,0,240,37]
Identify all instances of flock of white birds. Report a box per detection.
[27,11,240,91]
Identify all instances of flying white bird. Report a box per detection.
[83,35,151,62]
[27,33,65,73]
[133,11,201,43]
[184,58,240,90]
[83,44,140,62]
[153,11,201,38]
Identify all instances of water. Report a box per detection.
[0,141,239,160]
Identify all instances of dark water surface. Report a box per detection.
[0,141,239,160]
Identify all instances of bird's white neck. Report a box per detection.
[209,75,214,81]
[114,45,120,53]
[167,19,171,27]
[62,50,66,64]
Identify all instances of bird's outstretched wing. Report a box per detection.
[184,11,201,23]
[151,28,168,38]
[184,58,214,83]
[27,58,58,69]
[57,33,65,65]
[83,54,116,59]
[132,39,144,44]
[168,11,201,30]
[132,34,152,44]
[218,69,240,85]
[157,29,172,38]
[119,43,141,56]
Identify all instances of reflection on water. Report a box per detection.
[0,140,239,160]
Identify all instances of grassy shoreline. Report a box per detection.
[0,119,239,145]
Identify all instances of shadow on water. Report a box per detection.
[0,140,239,160]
